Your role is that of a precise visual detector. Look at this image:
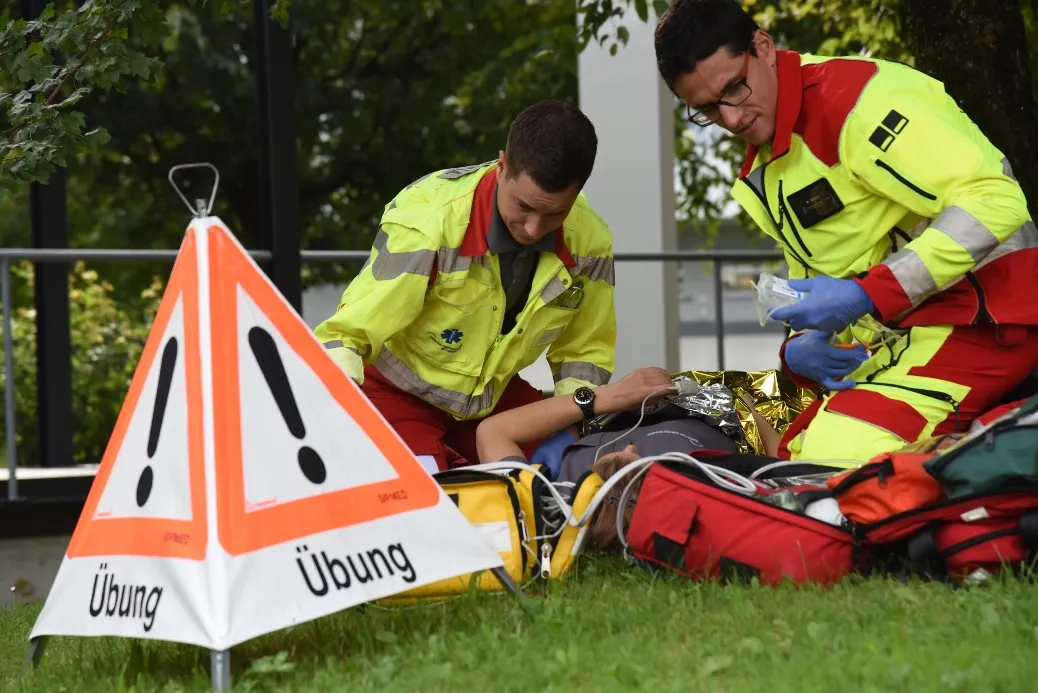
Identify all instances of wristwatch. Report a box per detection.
[573,387,597,421]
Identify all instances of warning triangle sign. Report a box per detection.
[29,217,503,651]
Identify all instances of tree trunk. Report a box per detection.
[902,0,1038,210]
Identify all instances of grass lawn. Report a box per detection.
[2,555,1037,692]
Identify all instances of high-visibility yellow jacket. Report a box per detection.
[732,50,1038,338]
[314,161,617,420]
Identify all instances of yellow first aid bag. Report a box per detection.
[376,468,537,605]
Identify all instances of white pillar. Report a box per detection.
[578,8,680,378]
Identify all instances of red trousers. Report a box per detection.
[361,365,546,471]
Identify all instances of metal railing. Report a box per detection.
[0,246,783,498]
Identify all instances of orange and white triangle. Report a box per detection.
[30,217,502,651]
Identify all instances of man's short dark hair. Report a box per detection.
[655,0,760,92]
[504,100,598,193]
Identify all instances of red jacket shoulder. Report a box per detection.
[794,58,879,167]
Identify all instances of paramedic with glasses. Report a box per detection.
[653,0,1038,464]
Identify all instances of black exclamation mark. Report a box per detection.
[137,337,178,507]
[248,327,327,484]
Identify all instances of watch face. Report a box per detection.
[574,388,595,406]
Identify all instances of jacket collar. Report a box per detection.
[738,49,803,179]
[459,166,576,267]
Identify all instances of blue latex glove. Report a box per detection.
[784,330,869,391]
[769,276,874,333]
[529,429,577,480]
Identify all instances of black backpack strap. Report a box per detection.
[1019,509,1038,552]
[906,527,948,581]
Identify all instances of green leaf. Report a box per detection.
[15,53,54,84]
[83,128,111,150]
[246,650,295,675]
[653,0,670,17]
[698,655,733,680]
[634,0,649,22]
[375,630,399,645]
[616,25,630,45]
[737,636,764,654]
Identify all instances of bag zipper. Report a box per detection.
[940,527,1018,559]
[922,398,1038,477]
[828,458,894,496]
[662,461,853,536]
[436,470,528,574]
[875,160,937,201]
[856,488,1038,539]
[924,422,1038,474]
[510,468,547,574]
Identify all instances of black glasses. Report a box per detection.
[686,50,752,127]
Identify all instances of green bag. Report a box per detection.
[923,396,1038,499]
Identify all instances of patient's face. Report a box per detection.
[588,445,642,550]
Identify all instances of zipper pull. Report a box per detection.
[518,511,529,544]
[540,542,552,580]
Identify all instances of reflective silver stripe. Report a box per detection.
[930,206,999,262]
[439,161,495,180]
[882,248,938,306]
[553,362,612,386]
[369,226,436,280]
[572,254,615,285]
[373,349,493,418]
[433,248,490,274]
[1002,157,1015,180]
[908,218,930,239]
[977,220,1038,270]
[744,166,765,199]
[436,245,463,274]
[323,341,359,355]
[405,172,434,190]
[540,276,567,304]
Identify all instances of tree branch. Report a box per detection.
[45,26,113,106]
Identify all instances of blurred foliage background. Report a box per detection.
[2,0,1036,463]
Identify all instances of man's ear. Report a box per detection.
[753,30,777,68]
[497,151,507,174]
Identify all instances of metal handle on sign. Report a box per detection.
[168,163,221,218]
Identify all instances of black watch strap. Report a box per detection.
[574,388,597,421]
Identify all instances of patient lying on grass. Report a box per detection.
[475,367,786,549]
[476,367,782,476]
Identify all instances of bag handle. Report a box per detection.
[611,453,767,551]
[471,453,774,549]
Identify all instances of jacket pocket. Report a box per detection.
[403,278,494,376]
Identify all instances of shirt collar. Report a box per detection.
[459,166,576,267]
[738,49,804,179]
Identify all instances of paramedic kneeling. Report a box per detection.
[314,100,617,473]
[654,0,1038,464]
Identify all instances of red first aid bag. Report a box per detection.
[624,457,862,586]
[857,490,1038,583]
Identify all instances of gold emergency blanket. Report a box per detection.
[671,369,816,456]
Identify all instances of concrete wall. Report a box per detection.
[577,6,681,378]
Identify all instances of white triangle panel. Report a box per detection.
[94,296,193,521]
[236,286,398,511]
